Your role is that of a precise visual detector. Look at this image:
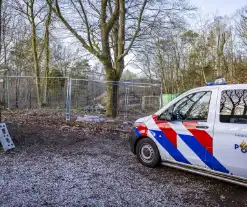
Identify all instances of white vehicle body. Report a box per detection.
[131,83,247,186]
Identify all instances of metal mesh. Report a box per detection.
[68,79,162,120]
[0,76,68,109]
[0,76,162,120]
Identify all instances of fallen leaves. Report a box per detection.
[1,109,134,145]
[60,120,132,139]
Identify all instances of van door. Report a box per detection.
[214,87,247,178]
[154,89,220,169]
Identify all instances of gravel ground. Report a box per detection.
[0,110,247,207]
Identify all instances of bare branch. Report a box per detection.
[77,0,94,51]
[87,0,100,15]
[106,0,119,34]
[100,0,107,25]
[117,0,147,61]
[46,0,100,57]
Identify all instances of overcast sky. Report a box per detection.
[190,0,246,16]
[129,0,247,74]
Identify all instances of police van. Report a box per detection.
[129,78,247,187]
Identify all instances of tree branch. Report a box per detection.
[87,0,101,15]
[117,0,147,61]
[34,4,47,19]
[91,29,101,52]
[46,0,100,57]
[100,0,107,25]
[108,0,113,14]
[106,0,119,34]
[77,0,94,51]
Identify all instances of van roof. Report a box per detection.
[189,83,247,92]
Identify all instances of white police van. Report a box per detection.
[129,78,247,187]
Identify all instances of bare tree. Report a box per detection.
[45,0,152,117]
[13,0,51,108]
[237,8,247,47]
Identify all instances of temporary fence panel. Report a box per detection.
[0,76,162,121]
[0,76,68,109]
[66,79,162,121]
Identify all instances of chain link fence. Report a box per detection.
[0,76,164,121]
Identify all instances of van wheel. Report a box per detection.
[136,138,161,168]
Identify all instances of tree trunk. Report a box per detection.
[30,13,42,108]
[243,106,247,115]
[231,106,236,116]
[105,68,119,118]
[35,76,41,108]
[106,81,119,118]
[104,58,124,118]
[104,0,124,118]
[43,9,52,106]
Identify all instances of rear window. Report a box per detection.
[220,89,247,124]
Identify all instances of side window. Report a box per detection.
[220,89,247,124]
[160,91,211,121]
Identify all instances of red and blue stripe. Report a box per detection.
[135,118,229,174]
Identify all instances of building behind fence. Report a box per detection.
[0,76,167,120]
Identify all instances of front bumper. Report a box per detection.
[129,128,139,154]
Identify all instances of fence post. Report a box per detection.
[66,78,72,121]
[124,87,129,120]
[160,82,163,108]
[6,76,10,109]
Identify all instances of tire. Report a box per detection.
[136,138,161,168]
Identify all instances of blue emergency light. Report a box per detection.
[206,78,227,86]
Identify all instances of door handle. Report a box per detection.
[196,125,209,129]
